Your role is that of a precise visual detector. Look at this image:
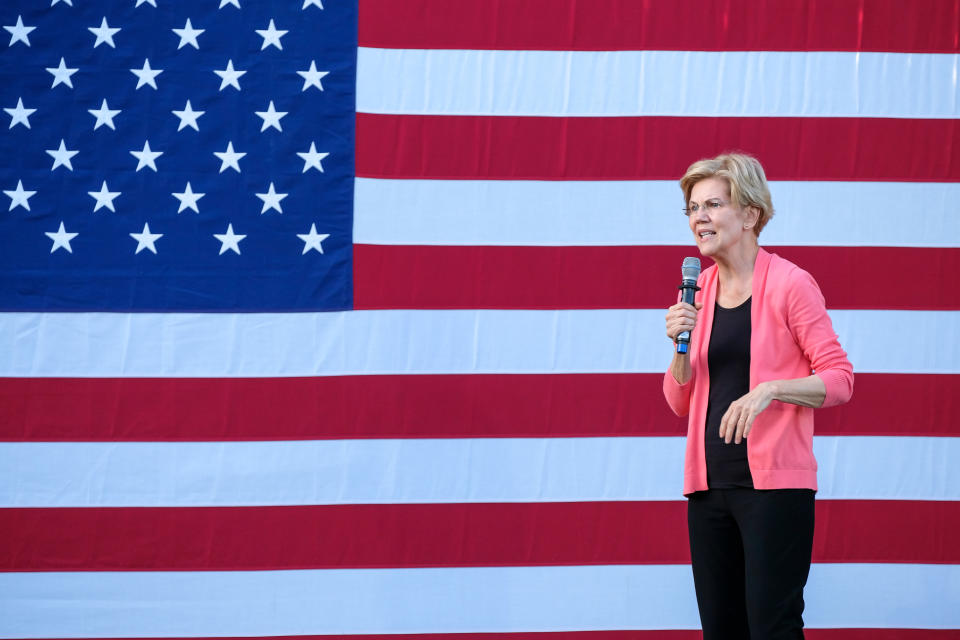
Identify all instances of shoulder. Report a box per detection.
[755,250,826,318]
[762,252,827,317]
[765,251,819,291]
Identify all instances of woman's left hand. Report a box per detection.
[719,381,778,444]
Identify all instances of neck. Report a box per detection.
[713,239,760,295]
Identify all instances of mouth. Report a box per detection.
[697,230,716,239]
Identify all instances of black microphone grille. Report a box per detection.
[681,257,701,281]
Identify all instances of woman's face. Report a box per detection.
[687,177,754,258]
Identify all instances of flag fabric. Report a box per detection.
[1,0,959,638]
[0,0,352,310]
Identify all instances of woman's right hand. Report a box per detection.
[665,301,703,343]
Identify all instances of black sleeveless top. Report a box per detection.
[704,297,754,488]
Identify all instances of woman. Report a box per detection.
[663,153,853,639]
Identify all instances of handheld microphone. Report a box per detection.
[675,257,701,354]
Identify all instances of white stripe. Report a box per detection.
[1,310,956,377]
[355,179,960,248]
[1,437,956,507]
[813,437,960,501]
[805,564,960,629]
[1,564,957,637]
[357,49,960,118]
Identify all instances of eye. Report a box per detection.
[707,200,723,209]
[685,203,699,215]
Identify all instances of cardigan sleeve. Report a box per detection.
[663,369,692,417]
[662,284,695,417]
[785,267,854,408]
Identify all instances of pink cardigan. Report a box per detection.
[663,248,854,495]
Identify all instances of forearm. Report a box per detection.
[665,300,700,387]
[765,375,826,409]
[721,374,828,442]
[669,352,691,385]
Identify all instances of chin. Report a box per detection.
[695,242,715,257]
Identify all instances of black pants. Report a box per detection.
[687,488,815,640]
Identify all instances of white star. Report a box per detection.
[173,18,204,49]
[214,223,245,255]
[130,222,163,254]
[5,15,36,47]
[255,101,287,132]
[130,140,163,172]
[4,180,36,211]
[136,0,157,6]
[46,139,79,171]
[214,60,246,91]
[46,222,78,254]
[88,181,120,212]
[51,0,74,6]
[172,182,205,213]
[255,182,287,214]
[214,141,246,173]
[88,17,120,49]
[46,57,79,89]
[172,100,204,131]
[255,19,287,50]
[297,224,330,254]
[5,97,36,129]
[297,60,329,92]
[88,99,120,130]
[219,0,241,7]
[130,58,163,90]
[297,142,329,173]
[302,0,323,8]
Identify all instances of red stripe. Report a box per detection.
[1,374,955,442]
[355,115,960,182]
[15,632,960,640]
[812,501,960,564]
[354,245,960,310]
[2,500,956,571]
[359,0,960,53]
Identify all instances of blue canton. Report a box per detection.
[0,0,356,310]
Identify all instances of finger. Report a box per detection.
[669,314,697,330]
[695,301,703,310]
[736,408,756,444]
[666,309,696,323]
[723,407,737,443]
[668,319,697,340]
[734,412,748,444]
[718,407,731,440]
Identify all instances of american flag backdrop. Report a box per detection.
[1,0,959,637]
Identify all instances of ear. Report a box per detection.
[743,206,761,230]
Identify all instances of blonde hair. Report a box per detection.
[680,153,774,235]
